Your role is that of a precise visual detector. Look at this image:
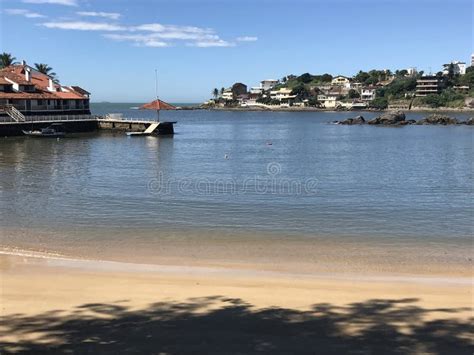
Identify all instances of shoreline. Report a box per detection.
[1,248,471,285]
[195,106,474,113]
[1,226,472,279]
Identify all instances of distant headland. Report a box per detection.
[204,56,474,112]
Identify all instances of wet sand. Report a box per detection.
[1,228,473,279]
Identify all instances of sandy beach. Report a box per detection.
[1,247,472,354]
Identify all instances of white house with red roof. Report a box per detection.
[0,61,90,119]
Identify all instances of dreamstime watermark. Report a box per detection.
[147,162,318,196]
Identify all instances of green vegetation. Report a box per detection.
[34,63,58,82]
[348,89,360,99]
[291,84,311,100]
[415,89,465,108]
[273,73,333,91]
[376,77,417,100]
[456,66,474,87]
[209,62,471,109]
[354,70,392,85]
[0,52,17,68]
[369,97,389,110]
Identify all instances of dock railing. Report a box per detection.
[0,114,95,123]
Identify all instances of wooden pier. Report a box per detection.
[0,114,176,136]
[97,116,176,135]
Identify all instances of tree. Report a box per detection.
[459,66,474,86]
[256,96,271,105]
[421,89,464,108]
[383,77,417,98]
[354,70,370,84]
[348,89,360,99]
[395,69,408,78]
[320,73,333,82]
[0,52,17,68]
[212,88,219,99]
[307,97,320,107]
[34,63,58,82]
[297,73,312,84]
[291,84,311,100]
[220,87,225,95]
[369,97,388,110]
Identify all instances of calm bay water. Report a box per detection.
[0,104,472,249]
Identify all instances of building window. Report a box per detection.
[37,99,43,106]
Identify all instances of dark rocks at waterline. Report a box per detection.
[416,114,459,125]
[367,111,406,125]
[336,115,365,125]
[331,112,473,126]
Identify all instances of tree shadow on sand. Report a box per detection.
[1,297,472,354]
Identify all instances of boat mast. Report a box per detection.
[155,69,160,122]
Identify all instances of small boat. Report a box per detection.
[23,123,66,138]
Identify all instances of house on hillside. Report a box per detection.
[349,82,363,91]
[270,88,296,106]
[250,86,264,95]
[416,76,445,96]
[331,75,351,87]
[317,94,338,108]
[236,94,250,106]
[260,79,279,91]
[0,60,90,119]
[442,61,466,75]
[231,83,248,96]
[453,85,469,94]
[221,88,234,101]
[361,86,377,101]
[407,67,418,77]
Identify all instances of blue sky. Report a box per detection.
[0,0,472,102]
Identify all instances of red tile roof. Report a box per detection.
[54,91,84,99]
[140,99,176,110]
[69,86,90,95]
[0,64,90,100]
[0,90,59,99]
[0,77,12,85]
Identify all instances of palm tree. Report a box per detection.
[220,87,225,95]
[0,52,17,68]
[212,88,219,99]
[34,63,58,82]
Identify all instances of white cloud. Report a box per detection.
[236,36,258,42]
[77,11,121,20]
[104,33,168,47]
[4,8,46,18]
[41,21,126,31]
[189,39,235,48]
[22,0,77,6]
[134,23,213,35]
[40,19,249,49]
[131,23,233,47]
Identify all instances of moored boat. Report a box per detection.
[22,123,66,138]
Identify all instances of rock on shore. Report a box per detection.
[332,111,474,126]
[367,111,406,125]
[416,114,459,125]
[337,115,365,125]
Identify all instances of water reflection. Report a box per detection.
[0,110,472,242]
